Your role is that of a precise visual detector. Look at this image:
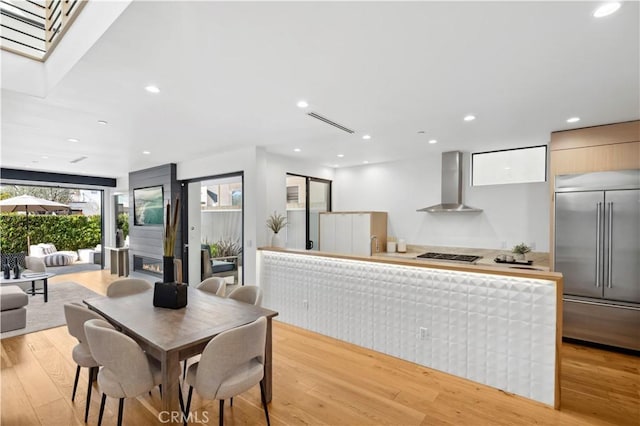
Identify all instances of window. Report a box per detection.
[472,145,547,186]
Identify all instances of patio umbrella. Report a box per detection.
[0,195,71,250]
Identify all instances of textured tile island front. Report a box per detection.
[257,247,563,408]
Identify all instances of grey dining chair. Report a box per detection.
[84,318,183,426]
[106,278,152,297]
[183,316,270,426]
[227,285,263,306]
[63,303,105,423]
[182,277,228,378]
[182,277,227,378]
[196,277,226,297]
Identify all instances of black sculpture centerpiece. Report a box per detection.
[153,197,187,309]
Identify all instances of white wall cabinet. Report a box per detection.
[319,211,387,256]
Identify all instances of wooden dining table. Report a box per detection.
[84,286,278,414]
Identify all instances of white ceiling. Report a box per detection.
[1,1,639,180]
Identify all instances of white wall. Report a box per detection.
[177,148,333,284]
[177,146,260,283]
[333,153,550,251]
[264,153,334,246]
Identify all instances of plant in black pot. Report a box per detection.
[153,197,187,309]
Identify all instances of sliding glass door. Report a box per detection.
[286,174,331,250]
[182,173,243,287]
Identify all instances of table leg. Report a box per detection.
[43,278,48,303]
[264,318,273,402]
[31,280,35,296]
[160,351,181,415]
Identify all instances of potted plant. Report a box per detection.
[512,243,532,261]
[153,197,187,309]
[266,211,287,248]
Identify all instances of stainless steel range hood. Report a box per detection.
[417,151,482,212]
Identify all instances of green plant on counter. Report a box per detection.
[266,211,287,234]
[512,243,532,255]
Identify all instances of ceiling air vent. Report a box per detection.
[307,112,355,134]
[70,156,88,164]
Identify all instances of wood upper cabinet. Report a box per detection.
[319,212,387,256]
[550,120,640,177]
[549,120,640,270]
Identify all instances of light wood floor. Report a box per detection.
[1,270,638,425]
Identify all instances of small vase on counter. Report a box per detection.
[271,233,283,248]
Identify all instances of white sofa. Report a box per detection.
[29,243,78,266]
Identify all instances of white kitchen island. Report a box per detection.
[257,247,563,408]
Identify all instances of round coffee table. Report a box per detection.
[0,272,55,302]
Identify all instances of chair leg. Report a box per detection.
[98,394,106,426]
[260,380,271,426]
[159,383,162,398]
[178,383,186,424]
[183,360,187,379]
[219,399,224,426]
[85,367,95,423]
[185,386,193,420]
[71,365,80,401]
[230,397,233,406]
[117,398,124,426]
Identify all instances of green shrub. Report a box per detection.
[0,214,102,253]
[117,213,129,238]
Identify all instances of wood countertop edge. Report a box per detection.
[258,247,562,284]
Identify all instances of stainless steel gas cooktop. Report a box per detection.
[416,252,482,263]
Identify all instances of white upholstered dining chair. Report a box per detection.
[63,303,105,423]
[183,316,270,426]
[227,285,263,306]
[84,318,182,426]
[106,278,152,297]
[196,277,226,296]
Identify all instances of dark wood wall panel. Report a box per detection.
[128,164,181,275]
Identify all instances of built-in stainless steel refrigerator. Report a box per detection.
[555,169,640,350]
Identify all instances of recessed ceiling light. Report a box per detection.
[297,100,309,108]
[145,85,160,94]
[566,117,581,123]
[97,120,108,125]
[143,151,151,155]
[593,2,621,18]
[337,154,344,158]
[363,160,369,164]
[463,115,476,121]
[67,138,79,142]
[333,164,339,168]
[293,148,301,152]
[362,134,371,140]
[428,139,438,144]
[41,156,48,159]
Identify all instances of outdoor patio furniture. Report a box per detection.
[29,243,78,266]
[0,285,28,332]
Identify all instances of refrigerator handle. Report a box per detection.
[596,202,602,288]
[607,202,613,288]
